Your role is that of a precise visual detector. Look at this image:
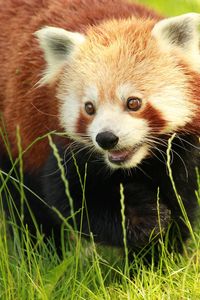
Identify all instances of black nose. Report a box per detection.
[96,131,119,150]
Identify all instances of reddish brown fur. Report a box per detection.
[76,112,90,136]
[0,0,160,171]
[140,103,166,132]
[178,63,200,134]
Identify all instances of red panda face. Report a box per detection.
[36,14,200,169]
[57,63,191,169]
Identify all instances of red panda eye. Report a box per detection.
[85,102,95,115]
[127,97,142,111]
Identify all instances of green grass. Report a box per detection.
[0,1,200,299]
[136,0,200,16]
[1,143,200,300]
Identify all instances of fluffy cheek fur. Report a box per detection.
[59,91,83,141]
[148,85,196,132]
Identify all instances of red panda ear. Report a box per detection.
[152,13,200,70]
[35,26,85,84]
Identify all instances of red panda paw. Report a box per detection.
[126,203,171,248]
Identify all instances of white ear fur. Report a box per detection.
[152,13,200,70]
[35,26,85,84]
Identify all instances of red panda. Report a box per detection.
[0,0,200,169]
[0,0,159,171]
[0,0,199,259]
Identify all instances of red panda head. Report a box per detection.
[36,14,200,169]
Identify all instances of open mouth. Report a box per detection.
[108,146,141,165]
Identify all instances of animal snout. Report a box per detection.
[96,131,119,150]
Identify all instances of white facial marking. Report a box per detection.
[59,91,80,139]
[84,85,99,103]
[149,85,195,132]
[116,83,143,101]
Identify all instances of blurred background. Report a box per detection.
[136,0,200,16]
